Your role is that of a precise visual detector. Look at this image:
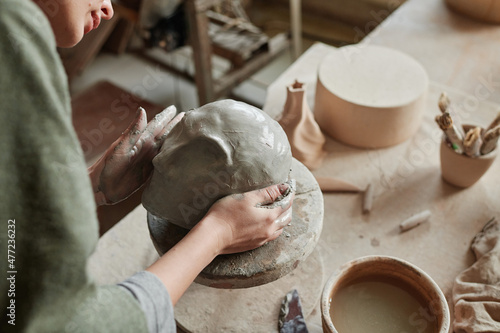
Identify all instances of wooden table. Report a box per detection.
[262,0,500,329]
[89,0,500,331]
[171,0,301,105]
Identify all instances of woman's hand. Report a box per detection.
[199,183,295,255]
[88,106,184,205]
[146,182,294,304]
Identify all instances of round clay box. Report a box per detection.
[314,45,429,148]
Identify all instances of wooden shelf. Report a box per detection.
[136,0,292,105]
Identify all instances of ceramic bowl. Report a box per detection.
[321,255,450,333]
[314,45,428,148]
[445,0,500,24]
[440,125,497,188]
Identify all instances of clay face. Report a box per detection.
[142,99,292,229]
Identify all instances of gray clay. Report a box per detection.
[142,99,293,229]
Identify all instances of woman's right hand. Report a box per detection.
[147,182,294,305]
[198,183,294,255]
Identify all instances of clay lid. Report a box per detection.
[318,45,428,108]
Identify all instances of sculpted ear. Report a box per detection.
[142,136,232,229]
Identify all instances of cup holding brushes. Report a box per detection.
[435,93,498,187]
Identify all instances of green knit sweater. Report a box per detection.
[0,1,148,332]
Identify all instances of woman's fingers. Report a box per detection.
[263,186,282,205]
[157,112,185,141]
[129,106,176,158]
[120,106,183,160]
[113,107,148,155]
[127,107,148,140]
[251,183,291,206]
[146,105,177,139]
[268,227,284,242]
[275,205,293,229]
[248,183,295,233]
[202,181,296,254]
[263,205,292,244]
[133,107,185,158]
[123,107,146,135]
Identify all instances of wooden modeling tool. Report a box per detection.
[362,184,373,214]
[463,127,483,157]
[481,126,500,155]
[315,177,362,193]
[399,210,431,232]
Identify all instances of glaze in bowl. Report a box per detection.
[321,255,450,333]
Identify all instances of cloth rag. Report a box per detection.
[452,218,500,333]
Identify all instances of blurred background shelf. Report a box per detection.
[62,0,404,109]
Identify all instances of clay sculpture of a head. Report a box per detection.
[142,99,293,229]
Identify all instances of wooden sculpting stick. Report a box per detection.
[315,177,361,193]
[438,92,465,137]
[362,184,373,214]
[435,112,464,153]
[400,210,432,232]
[481,126,500,155]
[485,112,500,133]
[463,127,482,157]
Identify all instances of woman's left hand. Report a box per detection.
[88,106,184,205]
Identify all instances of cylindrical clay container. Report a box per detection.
[314,45,429,149]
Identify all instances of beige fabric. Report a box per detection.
[453,218,500,333]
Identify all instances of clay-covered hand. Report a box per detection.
[88,106,185,205]
[199,183,294,255]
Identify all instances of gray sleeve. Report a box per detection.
[118,271,176,333]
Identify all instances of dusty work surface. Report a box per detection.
[88,1,500,330]
[363,0,500,106]
[263,43,500,329]
[175,248,323,333]
[88,82,499,331]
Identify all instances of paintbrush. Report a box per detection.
[435,112,464,154]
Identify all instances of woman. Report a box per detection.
[0,1,293,332]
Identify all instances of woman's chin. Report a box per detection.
[56,33,84,48]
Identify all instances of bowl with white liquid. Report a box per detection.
[321,255,450,333]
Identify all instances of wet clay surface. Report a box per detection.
[147,158,324,288]
[142,99,293,229]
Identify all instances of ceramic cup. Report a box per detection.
[440,125,497,188]
[321,255,450,333]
